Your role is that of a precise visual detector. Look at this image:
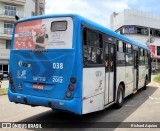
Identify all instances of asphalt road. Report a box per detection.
[0,79,160,130]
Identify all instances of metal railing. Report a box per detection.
[0,9,25,17]
[0,28,13,35]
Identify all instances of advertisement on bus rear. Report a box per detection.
[14,17,73,50]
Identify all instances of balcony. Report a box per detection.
[0,0,26,5]
[0,9,25,22]
[0,28,13,40]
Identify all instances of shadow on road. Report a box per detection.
[18,85,158,126]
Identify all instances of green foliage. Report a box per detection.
[154,75,160,83]
[0,88,8,95]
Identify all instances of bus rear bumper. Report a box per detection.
[8,90,82,115]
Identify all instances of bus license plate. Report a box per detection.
[33,84,44,90]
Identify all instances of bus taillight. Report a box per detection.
[8,73,12,78]
[70,77,76,84]
[9,79,13,84]
[68,84,74,91]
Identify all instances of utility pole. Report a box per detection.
[35,0,38,16]
[148,27,150,45]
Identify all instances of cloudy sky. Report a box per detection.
[45,0,160,27]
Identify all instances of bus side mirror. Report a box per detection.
[15,15,20,20]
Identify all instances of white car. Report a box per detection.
[0,70,3,80]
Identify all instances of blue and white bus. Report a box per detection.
[8,14,151,115]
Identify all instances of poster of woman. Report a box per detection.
[32,24,48,49]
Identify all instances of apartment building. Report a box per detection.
[0,0,45,76]
[110,9,160,69]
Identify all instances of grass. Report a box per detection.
[153,75,160,83]
[0,88,8,95]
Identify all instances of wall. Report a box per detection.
[0,39,6,49]
[111,9,160,31]
[24,0,35,17]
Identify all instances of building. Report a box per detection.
[0,0,45,75]
[110,9,160,69]
[24,0,45,17]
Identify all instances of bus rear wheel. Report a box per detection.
[142,77,147,90]
[115,84,124,109]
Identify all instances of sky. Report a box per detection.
[45,0,160,27]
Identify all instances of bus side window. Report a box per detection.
[110,47,114,72]
[126,43,133,65]
[105,45,109,72]
[145,50,148,64]
[83,28,103,65]
[117,41,125,65]
[116,40,119,51]
[83,29,87,45]
[139,48,145,65]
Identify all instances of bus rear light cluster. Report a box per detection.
[70,77,76,84]
[66,91,72,98]
[66,77,76,98]
[8,73,12,78]
[68,84,74,91]
[9,79,13,84]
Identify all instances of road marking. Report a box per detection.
[124,104,135,107]
[149,96,160,100]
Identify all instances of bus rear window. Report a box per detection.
[51,21,67,31]
[14,17,73,50]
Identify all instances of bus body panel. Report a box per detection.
[8,14,151,115]
[10,50,76,99]
[138,65,148,89]
[82,68,105,114]
[125,66,134,97]
[8,16,83,114]
[8,89,82,114]
[116,67,125,94]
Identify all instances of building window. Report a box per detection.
[4,23,14,35]
[123,26,137,34]
[4,5,16,16]
[40,4,45,15]
[4,23,13,35]
[118,25,160,37]
[6,40,11,49]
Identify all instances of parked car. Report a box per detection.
[3,71,8,78]
[0,70,3,80]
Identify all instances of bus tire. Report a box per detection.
[115,84,124,109]
[142,77,147,90]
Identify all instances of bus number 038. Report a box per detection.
[53,63,63,69]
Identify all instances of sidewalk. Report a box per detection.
[0,80,9,88]
[0,80,9,95]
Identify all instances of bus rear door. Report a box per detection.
[104,43,116,105]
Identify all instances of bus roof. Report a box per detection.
[16,14,149,51]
